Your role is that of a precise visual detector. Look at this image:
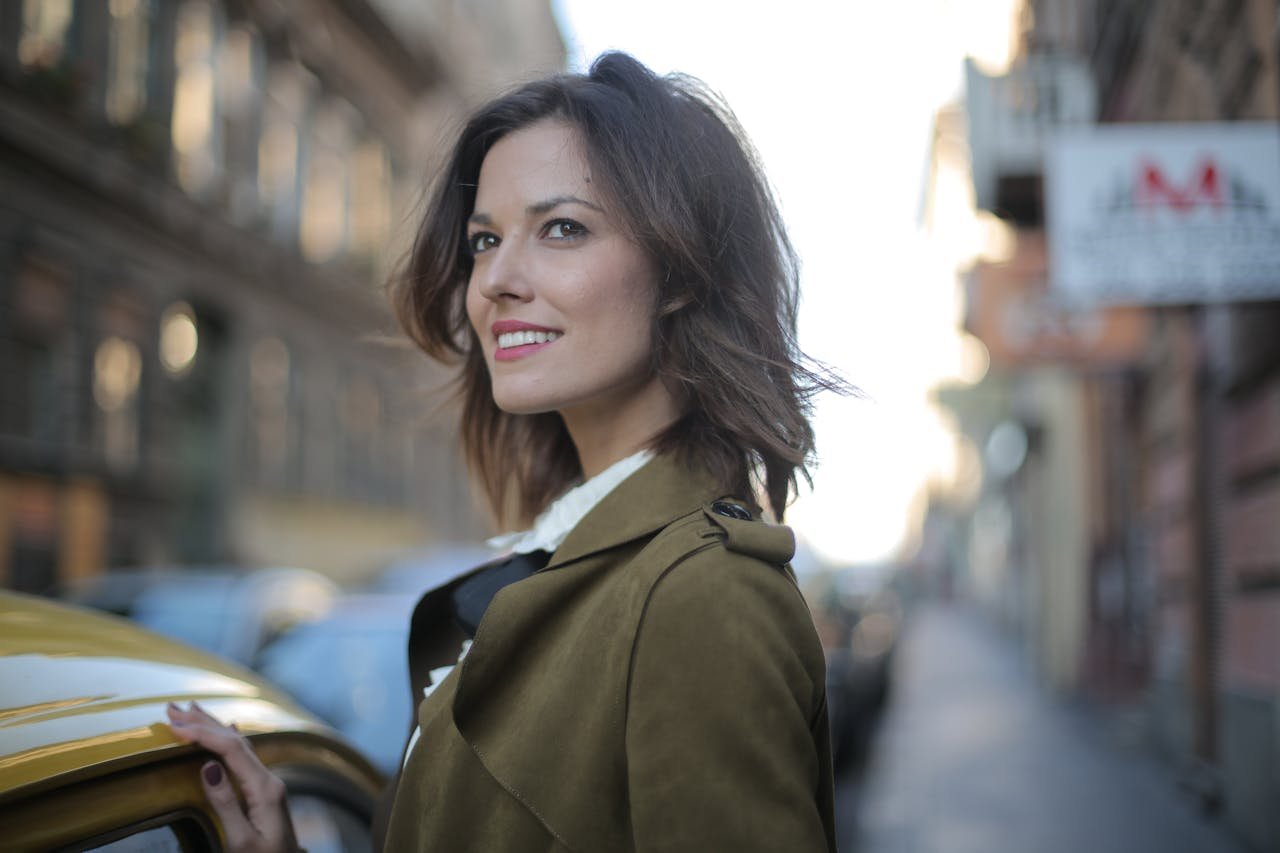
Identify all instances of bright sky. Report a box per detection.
[553,1,1017,566]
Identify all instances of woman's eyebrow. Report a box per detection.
[468,195,604,227]
[527,195,603,215]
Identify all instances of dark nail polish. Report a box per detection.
[203,762,223,786]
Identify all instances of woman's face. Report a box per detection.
[465,120,672,428]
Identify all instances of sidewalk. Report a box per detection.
[834,603,1248,853]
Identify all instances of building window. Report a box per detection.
[159,301,199,376]
[250,336,292,484]
[341,374,381,499]
[171,0,222,196]
[349,139,391,260]
[259,62,313,243]
[93,335,142,470]
[18,0,73,69]
[300,100,356,263]
[3,255,72,446]
[218,22,258,117]
[105,0,151,125]
[218,21,264,225]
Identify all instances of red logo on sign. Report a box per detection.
[1136,159,1222,212]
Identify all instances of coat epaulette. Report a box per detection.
[702,501,796,566]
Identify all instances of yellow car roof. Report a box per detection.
[0,590,332,798]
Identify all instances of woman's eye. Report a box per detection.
[545,220,587,240]
[468,232,498,254]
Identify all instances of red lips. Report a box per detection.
[491,320,560,336]
[491,320,562,362]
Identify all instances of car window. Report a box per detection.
[82,825,183,852]
[289,793,372,853]
[69,815,213,853]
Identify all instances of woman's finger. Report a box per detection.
[164,704,296,852]
[166,704,278,802]
[198,760,259,850]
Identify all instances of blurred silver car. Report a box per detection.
[257,592,421,775]
[62,566,339,666]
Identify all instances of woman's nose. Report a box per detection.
[472,241,532,302]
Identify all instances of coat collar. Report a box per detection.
[543,452,729,571]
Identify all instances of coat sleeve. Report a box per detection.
[625,546,835,852]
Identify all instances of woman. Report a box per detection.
[168,52,841,851]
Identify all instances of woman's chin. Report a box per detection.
[491,395,561,417]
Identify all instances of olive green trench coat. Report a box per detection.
[384,454,837,851]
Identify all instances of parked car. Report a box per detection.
[60,566,339,666]
[257,592,421,776]
[0,590,384,852]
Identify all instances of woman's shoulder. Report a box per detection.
[635,499,796,576]
[625,500,827,702]
[627,500,815,632]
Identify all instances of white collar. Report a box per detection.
[486,450,654,555]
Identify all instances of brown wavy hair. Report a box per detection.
[392,52,844,527]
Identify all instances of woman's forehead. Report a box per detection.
[475,121,595,204]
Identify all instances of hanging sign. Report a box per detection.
[1046,123,1280,304]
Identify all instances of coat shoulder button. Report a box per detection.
[710,500,752,521]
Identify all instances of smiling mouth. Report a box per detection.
[497,330,562,349]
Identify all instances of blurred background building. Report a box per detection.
[0,0,564,589]
[925,1,1280,849]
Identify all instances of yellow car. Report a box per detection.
[0,590,386,852]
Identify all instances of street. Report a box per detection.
[835,603,1248,853]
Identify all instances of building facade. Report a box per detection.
[937,1,1280,849]
[0,0,565,586]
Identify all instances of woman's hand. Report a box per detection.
[166,702,301,853]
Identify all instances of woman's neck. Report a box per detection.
[561,375,679,478]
